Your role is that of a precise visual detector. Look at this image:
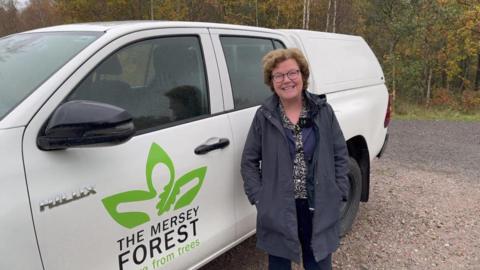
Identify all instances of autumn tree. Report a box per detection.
[0,0,21,36]
[4,0,479,108]
[19,0,60,30]
[362,0,418,103]
[55,0,149,23]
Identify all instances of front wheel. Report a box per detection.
[339,157,362,236]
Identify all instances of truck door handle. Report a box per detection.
[194,138,230,155]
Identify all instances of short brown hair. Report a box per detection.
[262,48,310,92]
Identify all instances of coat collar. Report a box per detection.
[258,91,327,139]
[260,91,327,116]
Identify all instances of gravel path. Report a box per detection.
[201,120,480,270]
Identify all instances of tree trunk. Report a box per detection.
[306,0,310,30]
[150,0,154,20]
[392,58,396,112]
[332,0,337,33]
[186,0,193,21]
[388,41,396,107]
[426,67,433,107]
[441,67,447,89]
[276,6,280,26]
[255,0,258,26]
[476,52,480,91]
[302,0,311,29]
[325,0,331,32]
[303,0,307,29]
[459,58,469,91]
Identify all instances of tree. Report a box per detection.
[303,0,310,29]
[0,0,21,36]
[362,0,418,104]
[55,0,149,23]
[20,0,60,30]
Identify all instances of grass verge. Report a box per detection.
[393,103,480,121]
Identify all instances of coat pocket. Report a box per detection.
[325,172,343,202]
[255,189,281,232]
[332,180,343,201]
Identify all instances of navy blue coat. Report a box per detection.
[241,92,349,263]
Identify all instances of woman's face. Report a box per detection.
[271,58,303,103]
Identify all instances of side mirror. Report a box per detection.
[37,100,135,150]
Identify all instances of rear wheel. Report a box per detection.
[339,157,362,236]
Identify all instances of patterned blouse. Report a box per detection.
[279,100,309,199]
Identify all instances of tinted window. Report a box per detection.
[68,36,209,131]
[220,37,275,109]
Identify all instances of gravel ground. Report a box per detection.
[201,120,480,270]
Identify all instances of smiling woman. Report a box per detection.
[241,48,350,270]
[0,31,101,120]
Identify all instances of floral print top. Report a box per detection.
[279,100,309,199]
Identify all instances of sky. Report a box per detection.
[15,0,30,9]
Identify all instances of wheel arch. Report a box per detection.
[346,135,370,202]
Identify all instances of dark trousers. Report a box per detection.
[268,199,332,270]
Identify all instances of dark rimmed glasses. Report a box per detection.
[271,69,301,83]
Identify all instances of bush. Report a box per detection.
[431,88,459,110]
[461,90,480,113]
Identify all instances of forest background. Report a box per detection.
[1,0,479,119]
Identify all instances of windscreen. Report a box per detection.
[0,31,102,120]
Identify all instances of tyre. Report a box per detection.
[339,157,362,236]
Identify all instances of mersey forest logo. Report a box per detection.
[102,143,207,229]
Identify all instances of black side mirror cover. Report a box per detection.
[38,100,135,150]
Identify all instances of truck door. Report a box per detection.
[22,28,235,270]
[208,29,289,238]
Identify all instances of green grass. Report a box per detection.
[393,103,480,121]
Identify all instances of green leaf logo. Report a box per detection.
[102,143,207,229]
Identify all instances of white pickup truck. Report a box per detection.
[0,21,389,270]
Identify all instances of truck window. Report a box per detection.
[273,40,286,49]
[67,36,210,131]
[220,36,275,109]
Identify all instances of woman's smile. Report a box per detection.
[272,59,303,102]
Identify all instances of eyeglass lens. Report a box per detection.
[272,69,300,82]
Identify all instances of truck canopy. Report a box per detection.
[280,30,385,94]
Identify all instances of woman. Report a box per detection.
[241,48,349,270]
